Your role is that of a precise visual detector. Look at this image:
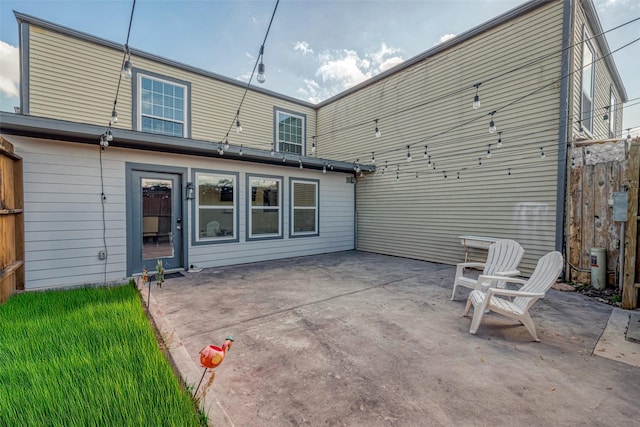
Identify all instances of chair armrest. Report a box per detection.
[457,262,486,269]
[487,288,545,298]
[477,274,527,287]
[494,270,520,277]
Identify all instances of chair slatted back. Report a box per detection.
[513,251,563,310]
[484,239,525,276]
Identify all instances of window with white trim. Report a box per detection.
[195,172,236,242]
[581,27,595,134]
[291,179,318,236]
[248,176,281,239]
[275,110,305,155]
[138,73,188,137]
[610,88,617,138]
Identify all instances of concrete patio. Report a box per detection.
[140,251,640,426]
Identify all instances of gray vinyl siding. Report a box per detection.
[317,0,565,273]
[571,2,624,139]
[25,24,317,154]
[8,135,353,290]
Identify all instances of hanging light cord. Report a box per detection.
[221,0,280,142]
[107,0,137,131]
[99,0,136,285]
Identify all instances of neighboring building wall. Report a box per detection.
[9,135,354,290]
[571,0,624,140]
[22,21,317,154]
[317,1,565,272]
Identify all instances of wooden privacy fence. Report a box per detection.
[622,141,639,309]
[0,137,25,303]
[567,138,630,288]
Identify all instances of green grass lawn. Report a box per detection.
[0,285,205,426]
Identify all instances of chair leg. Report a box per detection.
[451,284,458,301]
[469,306,485,335]
[463,298,472,317]
[519,313,539,342]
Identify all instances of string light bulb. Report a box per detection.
[427,155,431,165]
[236,111,243,133]
[323,164,327,174]
[218,144,224,156]
[256,46,266,83]
[121,45,132,79]
[579,123,585,137]
[384,160,388,170]
[374,119,381,138]
[487,144,492,158]
[472,83,481,109]
[627,129,632,143]
[415,172,419,179]
[478,157,482,166]
[239,144,243,156]
[497,131,503,148]
[423,146,428,158]
[371,152,375,163]
[406,146,412,162]
[540,147,545,159]
[571,156,575,167]
[457,172,460,179]
[282,152,286,162]
[106,129,113,142]
[360,171,364,178]
[111,108,118,124]
[311,136,316,153]
[603,106,609,122]
[299,159,303,169]
[443,171,447,179]
[488,111,497,133]
[508,168,512,176]
[100,133,109,148]
[224,137,230,150]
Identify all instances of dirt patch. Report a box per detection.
[571,283,623,307]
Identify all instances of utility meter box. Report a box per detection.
[613,192,628,222]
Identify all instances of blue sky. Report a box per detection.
[1,0,639,133]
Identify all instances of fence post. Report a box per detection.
[622,141,639,309]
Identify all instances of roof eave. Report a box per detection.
[0,112,373,173]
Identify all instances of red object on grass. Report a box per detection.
[199,336,234,369]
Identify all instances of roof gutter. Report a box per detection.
[0,112,373,174]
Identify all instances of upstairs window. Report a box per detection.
[609,88,617,138]
[275,109,306,155]
[580,27,595,135]
[134,71,190,138]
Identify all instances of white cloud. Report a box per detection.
[0,41,20,98]
[294,41,314,55]
[236,71,252,83]
[435,33,456,45]
[316,49,371,88]
[295,42,405,103]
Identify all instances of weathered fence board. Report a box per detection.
[0,137,24,303]
[623,141,639,309]
[567,140,628,286]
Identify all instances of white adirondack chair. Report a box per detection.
[451,239,524,300]
[462,251,563,341]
